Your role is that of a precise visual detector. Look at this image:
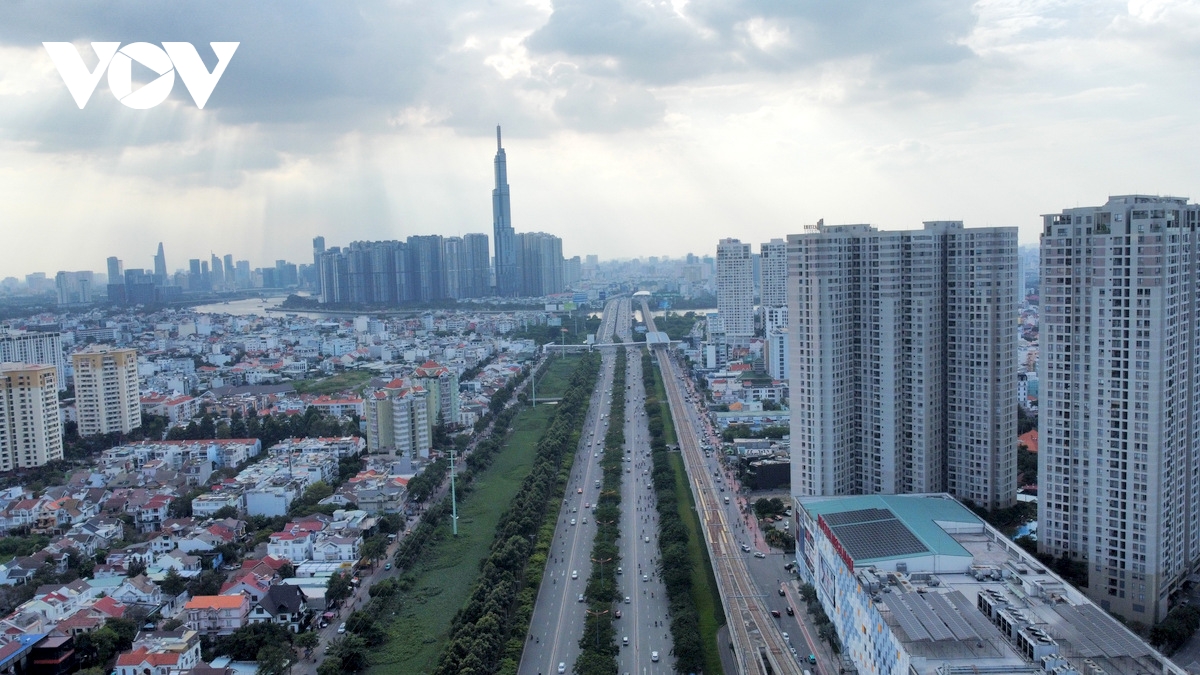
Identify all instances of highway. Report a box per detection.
[520,299,621,675]
[642,300,805,675]
[614,298,674,674]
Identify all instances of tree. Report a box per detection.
[326,571,353,606]
[215,623,294,661]
[212,505,240,520]
[126,559,147,579]
[316,656,342,675]
[278,561,296,579]
[360,534,388,566]
[187,569,224,597]
[294,631,319,657]
[256,642,295,675]
[160,568,187,596]
[331,634,369,672]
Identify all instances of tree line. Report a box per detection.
[642,351,707,673]
[574,349,627,674]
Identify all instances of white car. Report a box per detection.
[642,574,649,582]
[571,570,578,579]
[558,663,566,673]
[571,518,577,526]
[651,651,659,662]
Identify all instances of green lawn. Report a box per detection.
[368,404,556,675]
[291,369,374,395]
[533,353,582,399]
[653,360,725,675]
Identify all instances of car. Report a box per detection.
[642,574,649,582]
[644,536,650,543]
[578,593,585,602]
[337,623,346,634]
[782,632,790,642]
[779,587,786,595]
[622,636,629,646]
[786,606,795,616]
[572,570,578,579]
[585,502,590,508]
[582,517,588,524]
[624,596,631,604]
[808,654,817,664]
[572,507,577,513]
[616,566,623,574]
[771,609,781,618]
[651,651,659,662]
[741,544,751,552]
[754,551,766,558]
[384,562,392,570]
[558,663,567,674]
[570,518,577,525]
[577,488,583,494]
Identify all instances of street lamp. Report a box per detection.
[584,608,609,650]
[591,555,612,580]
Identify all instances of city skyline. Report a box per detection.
[2,2,1198,275]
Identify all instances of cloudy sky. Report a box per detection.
[2,0,1198,278]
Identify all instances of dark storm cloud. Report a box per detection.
[528,0,982,96]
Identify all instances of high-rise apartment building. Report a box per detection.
[1038,195,1200,622]
[716,238,754,337]
[312,236,326,294]
[462,233,491,299]
[0,331,65,391]
[493,126,519,297]
[0,363,62,470]
[788,221,1017,510]
[72,346,140,436]
[365,379,431,460]
[760,238,787,308]
[55,271,94,305]
[517,232,564,297]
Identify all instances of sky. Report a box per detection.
[2,0,1199,278]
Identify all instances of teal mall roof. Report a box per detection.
[798,494,981,563]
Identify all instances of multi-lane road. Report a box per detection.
[520,299,621,675]
[616,301,674,674]
[643,300,805,675]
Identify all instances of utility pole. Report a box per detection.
[450,447,459,536]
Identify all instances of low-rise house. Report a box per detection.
[246,585,309,633]
[184,596,249,636]
[111,575,163,608]
[312,535,360,563]
[114,628,202,675]
[218,574,269,604]
[136,495,175,534]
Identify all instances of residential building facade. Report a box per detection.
[73,346,140,436]
[1038,195,1200,622]
[788,221,1018,510]
[0,363,63,470]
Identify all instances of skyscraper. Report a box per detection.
[462,233,491,299]
[788,221,1017,510]
[716,238,754,337]
[73,345,140,437]
[759,238,787,308]
[1038,195,1200,622]
[153,242,167,284]
[210,254,225,290]
[492,125,518,297]
[106,256,125,304]
[313,236,326,294]
[223,254,234,288]
[517,232,564,297]
[0,363,63,470]
[55,271,94,305]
